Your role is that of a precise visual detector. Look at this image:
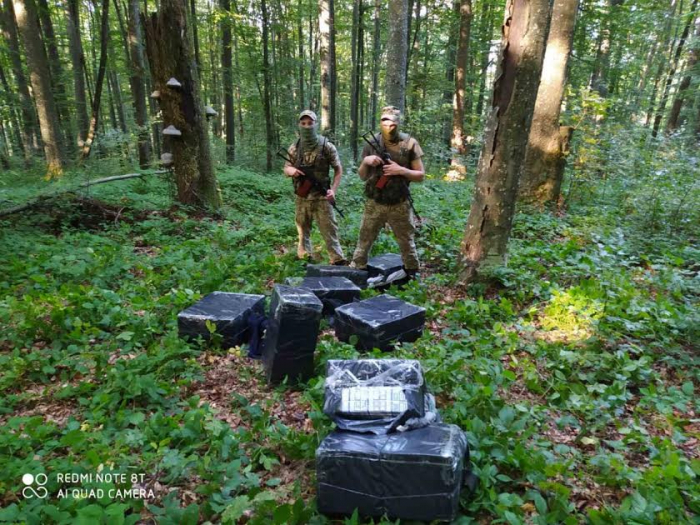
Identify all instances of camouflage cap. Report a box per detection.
[299,110,318,122]
[380,106,401,124]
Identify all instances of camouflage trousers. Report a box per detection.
[351,199,419,271]
[295,196,345,263]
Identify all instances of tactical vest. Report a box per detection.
[364,132,411,205]
[294,137,331,198]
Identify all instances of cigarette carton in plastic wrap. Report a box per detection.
[316,423,470,521]
[263,285,323,384]
[334,294,425,351]
[323,359,426,434]
[177,292,265,347]
[285,276,361,314]
[367,253,404,278]
[305,264,369,289]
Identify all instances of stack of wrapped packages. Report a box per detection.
[316,359,477,522]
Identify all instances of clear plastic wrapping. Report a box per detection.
[177,292,265,348]
[316,423,470,521]
[305,264,369,289]
[367,253,404,278]
[285,276,361,314]
[323,359,426,434]
[334,294,425,351]
[263,285,323,384]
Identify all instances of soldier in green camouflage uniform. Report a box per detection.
[351,106,425,277]
[283,110,347,265]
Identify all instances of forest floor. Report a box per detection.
[0,161,698,524]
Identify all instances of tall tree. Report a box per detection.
[66,0,89,147]
[369,0,380,128]
[589,0,624,96]
[261,0,274,170]
[451,0,472,157]
[13,0,64,176]
[652,0,698,137]
[460,0,550,282]
[128,0,151,167]
[1,0,39,157]
[297,0,305,107]
[143,0,221,208]
[80,0,110,161]
[349,0,363,160]
[319,0,334,132]
[385,0,408,112]
[519,0,579,204]
[666,17,700,132]
[221,0,235,162]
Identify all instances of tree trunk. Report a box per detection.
[385,0,408,112]
[190,0,201,77]
[0,61,26,160]
[450,0,471,156]
[519,0,579,205]
[370,0,380,128]
[221,0,234,163]
[66,0,89,147]
[652,0,697,137]
[460,0,550,283]
[13,0,64,176]
[474,0,495,124]
[319,0,332,132]
[589,0,623,97]
[261,0,273,170]
[142,0,221,208]
[1,0,40,157]
[297,0,304,108]
[350,0,363,160]
[329,0,336,136]
[80,0,110,161]
[110,70,128,133]
[665,13,699,133]
[128,0,151,167]
[442,0,458,146]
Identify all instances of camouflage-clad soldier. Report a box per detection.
[351,106,425,278]
[283,110,347,265]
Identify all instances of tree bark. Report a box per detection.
[143,0,221,208]
[110,70,128,133]
[261,0,273,170]
[190,0,201,77]
[329,0,336,135]
[519,0,579,205]
[665,15,699,132]
[128,0,151,167]
[13,0,64,176]
[221,0,235,163]
[451,0,471,156]
[319,0,333,132]
[442,0,458,145]
[1,0,40,157]
[297,0,305,108]
[589,0,623,97]
[460,0,550,283]
[66,0,89,148]
[474,0,495,124]
[80,0,110,161]
[385,0,408,112]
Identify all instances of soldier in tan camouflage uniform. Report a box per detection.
[283,110,347,265]
[351,106,425,278]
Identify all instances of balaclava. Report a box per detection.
[380,106,401,144]
[298,110,319,151]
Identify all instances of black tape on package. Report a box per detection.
[263,285,323,385]
[177,292,265,347]
[334,294,425,352]
[316,423,470,522]
[305,264,369,289]
[322,359,426,434]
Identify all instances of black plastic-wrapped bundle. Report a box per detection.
[305,264,369,289]
[316,423,470,521]
[177,292,265,347]
[263,285,323,385]
[367,253,404,278]
[322,359,426,434]
[334,294,425,352]
[285,276,361,314]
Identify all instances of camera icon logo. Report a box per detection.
[22,473,48,499]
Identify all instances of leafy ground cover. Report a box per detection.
[0,154,698,524]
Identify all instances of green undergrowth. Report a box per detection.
[0,162,698,524]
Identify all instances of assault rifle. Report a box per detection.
[360,132,421,223]
[276,149,345,219]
